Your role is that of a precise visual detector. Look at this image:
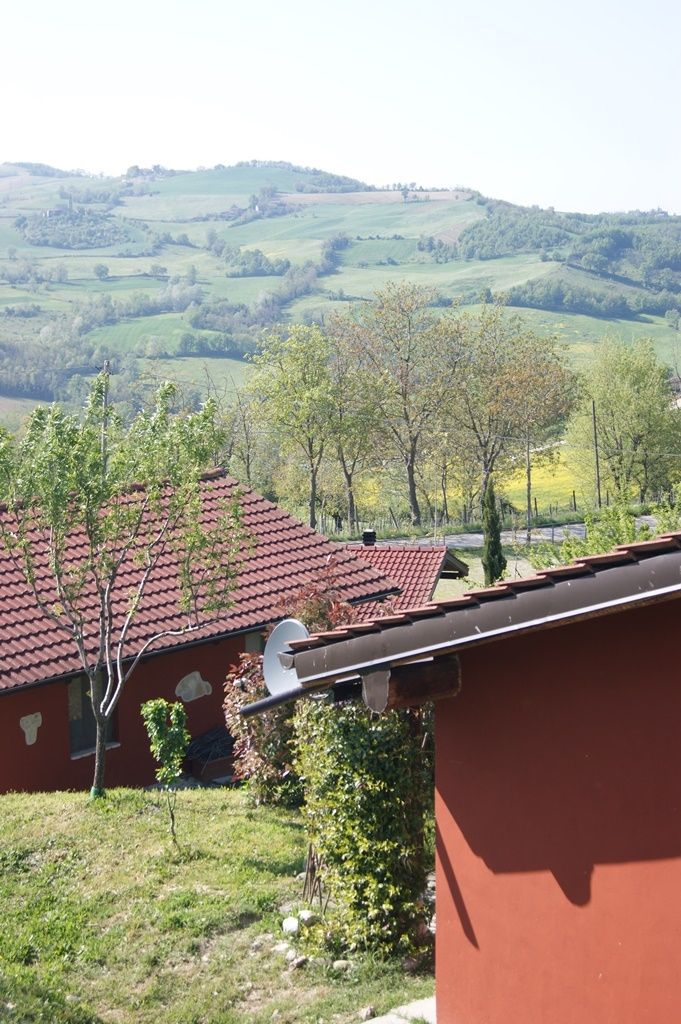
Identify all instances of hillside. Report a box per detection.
[0,160,680,417]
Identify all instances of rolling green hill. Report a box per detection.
[0,159,679,423]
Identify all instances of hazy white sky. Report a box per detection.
[3,0,679,213]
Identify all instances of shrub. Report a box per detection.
[224,566,433,957]
[141,698,190,847]
[222,562,358,806]
[223,651,303,807]
[141,699,189,786]
[295,699,431,955]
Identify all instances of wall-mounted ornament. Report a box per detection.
[175,671,212,703]
[20,712,43,746]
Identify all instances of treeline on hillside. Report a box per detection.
[224,248,291,277]
[1,260,70,286]
[0,334,109,401]
[507,277,680,319]
[458,201,679,264]
[14,209,131,249]
[9,162,71,177]
[193,234,349,329]
[234,160,374,193]
[205,233,293,276]
[58,186,123,206]
[458,204,574,259]
[457,201,681,318]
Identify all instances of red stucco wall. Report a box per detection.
[435,598,681,1024]
[0,636,245,793]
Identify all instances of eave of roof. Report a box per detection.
[280,532,681,692]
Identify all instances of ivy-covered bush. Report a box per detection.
[295,698,431,955]
[223,565,433,958]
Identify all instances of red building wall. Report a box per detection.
[0,635,245,793]
[435,598,681,1024]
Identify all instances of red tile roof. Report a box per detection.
[0,471,397,693]
[341,544,452,612]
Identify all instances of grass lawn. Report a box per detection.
[0,788,433,1024]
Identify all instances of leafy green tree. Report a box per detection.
[335,282,462,526]
[327,316,383,532]
[249,324,334,528]
[0,373,245,796]
[566,338,681,502]
[141,699,190,786]
[93,263,109,281]
[482,478,506,585]
[448,303,569,506]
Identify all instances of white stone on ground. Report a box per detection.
[298,909,318,926]
[367,996,436,1024]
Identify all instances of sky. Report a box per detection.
[3,0,679,214]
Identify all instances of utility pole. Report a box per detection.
[592,399,602,508]
[525,433,532,544]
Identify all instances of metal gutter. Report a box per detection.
[250,550,681,704]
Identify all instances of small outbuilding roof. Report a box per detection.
[341,542,468,613]
[0,471,398,694]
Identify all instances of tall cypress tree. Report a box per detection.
[482,478,507,586]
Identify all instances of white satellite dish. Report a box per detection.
[263,618,310,697]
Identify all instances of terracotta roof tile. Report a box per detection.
[0,472,397,694]
[341,543,448,614]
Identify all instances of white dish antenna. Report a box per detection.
[263,618,310,697]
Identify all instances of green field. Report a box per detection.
[0,395,41,431]
[135,355,252,393]
[506,308,681,367]
[86,313,195,352]
[1,160,680,412]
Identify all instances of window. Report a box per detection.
[244,631,265,654]
[67,676,116,757]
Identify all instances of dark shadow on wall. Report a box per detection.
[436,602,681,907]
[436,820,480,947]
